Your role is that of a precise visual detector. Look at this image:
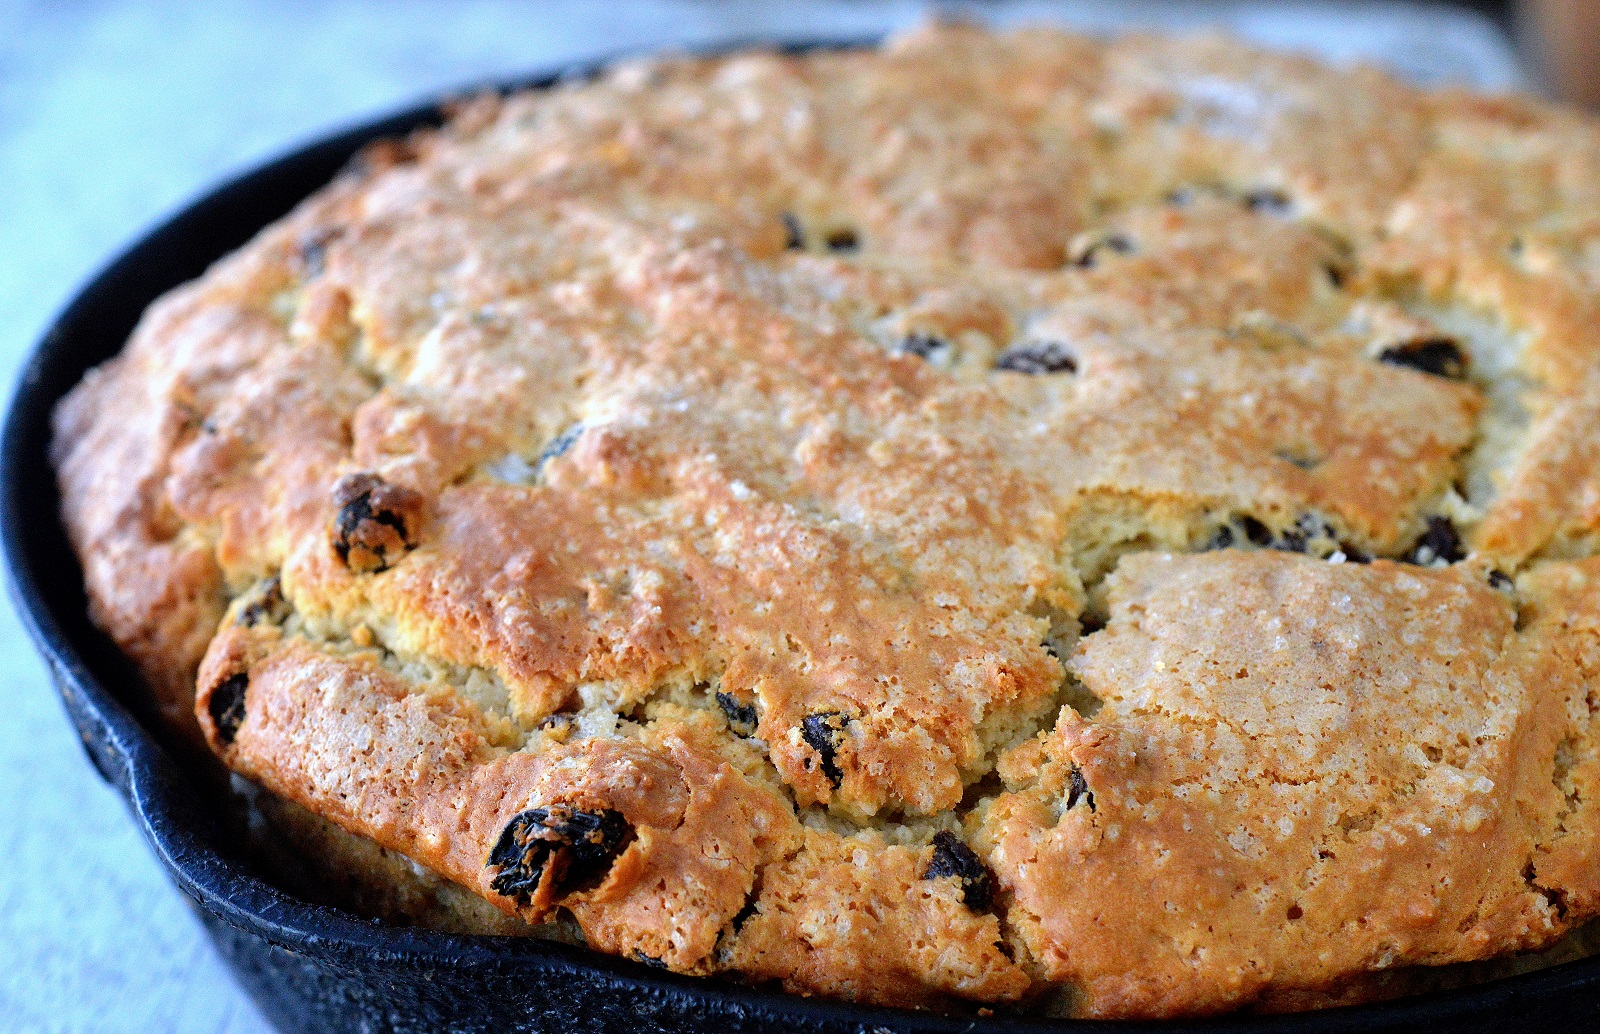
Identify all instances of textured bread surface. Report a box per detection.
[51,23,1600,1018]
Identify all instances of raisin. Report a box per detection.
[800,712,849,788]
[1243,188,1291,214]
[236,575,289,627]
[331,473,422,574]
[716,692,759,737]
[487,819,556,902]
[1277,524,1310,554]
[1275,513,1336,555]
[994,340,1077,375]
[1238,515,1274,547]
[781,212,805,251]
[1324,263,1348,290]
[1066,765,1096,813]
[487,805,633,904]
[1218,514,1352,561]
[1276,451,1319,471]
[1408,516,1465,566]
[632,951,669,970]
[1070,232,1133,269]
[923,830,994,911]
[1377,338,1468,380]
[896,332,947,361]
[1339,542,1373,564]
[824,228,859,253]
[1489,570,1514,591]
[209,672,248,745]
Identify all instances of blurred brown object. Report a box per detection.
[1521,0,1600,108]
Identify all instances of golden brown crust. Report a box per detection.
[719,827,1029,1007]
[198,629,799,970]
[54,22,1600,1018]
[982,552,1550,1017]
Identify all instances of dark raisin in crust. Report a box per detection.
[923,830,995,911]
[1238,515,1274,547]
[1066,765,1096,812]
[1408,515,1466,566]
[1275,513,1335,555]
[781,212,805,250]
[1070,232,1133,268]
[994,340,1077,375]
[208,672,249,745]
[1242,188,1292,214]
[1377,338,1468,380]
[1339,542,1373,564]
[487,805,633,904]
[716,691,760,737]
[897,332,948,360]
[824,228,860,253]
[800,711,850,787]
[1211,514,1367,563]
[1275,520,1314,554]
[330,472,422,574]
[236,575,289,626]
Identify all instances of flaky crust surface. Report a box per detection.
[51,23,1600,1018]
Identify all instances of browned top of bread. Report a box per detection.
[50,22,1600,1019]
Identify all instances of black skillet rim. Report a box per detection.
[4,39,1600,1034]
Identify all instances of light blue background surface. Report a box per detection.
[0,3,1524,1031]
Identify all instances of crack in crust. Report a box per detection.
[51,21,1600,1019]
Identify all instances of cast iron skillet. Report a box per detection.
[6,43,1600,1034]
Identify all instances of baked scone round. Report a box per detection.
[51,22,1600,1019]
